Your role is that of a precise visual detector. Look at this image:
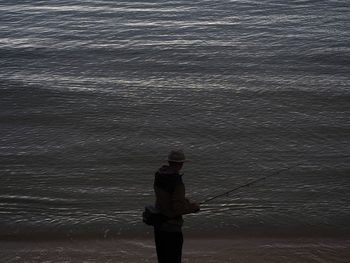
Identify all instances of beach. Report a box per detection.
[2,237,350,263]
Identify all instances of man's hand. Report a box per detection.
[185,198,200,213]
[192,202,200,213]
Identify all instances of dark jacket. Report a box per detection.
[154,165,198,231]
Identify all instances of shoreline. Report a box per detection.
[2,230,350,242]
[2,235,350,244]
[1,237,349,263]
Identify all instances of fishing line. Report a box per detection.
[200,164,301,205]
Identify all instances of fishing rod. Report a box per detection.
[200,164,300,205]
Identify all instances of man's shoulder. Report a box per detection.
[154,166,183,192]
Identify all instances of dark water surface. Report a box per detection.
[0,0,349,239]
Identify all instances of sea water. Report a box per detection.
[0,0,349,240]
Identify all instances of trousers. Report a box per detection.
[154,228,183,263]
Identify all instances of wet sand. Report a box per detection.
[1,237,349,263]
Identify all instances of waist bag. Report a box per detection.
[142,205,169,226]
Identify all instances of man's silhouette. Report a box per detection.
[153,150,200,263]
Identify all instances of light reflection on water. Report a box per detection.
[0,0,349,238]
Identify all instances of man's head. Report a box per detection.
[168,161,184,171]
[167,150,187,172]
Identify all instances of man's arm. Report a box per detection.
[172,183,200,216]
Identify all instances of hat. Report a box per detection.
[167,150,188,163]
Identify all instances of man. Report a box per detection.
[153,149,200,263]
